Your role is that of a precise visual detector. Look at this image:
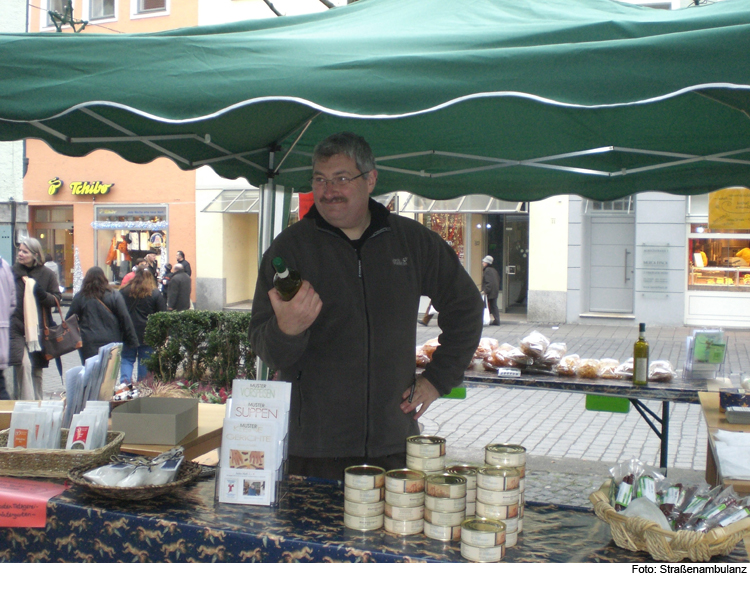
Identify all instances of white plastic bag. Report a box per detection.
[482,295,491,326]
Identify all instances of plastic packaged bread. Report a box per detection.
[556,354,580,376]
[599,358,621,379]
[577,358,602,379]
[519,331,550,360]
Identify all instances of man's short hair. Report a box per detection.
[173,263,184,272]
[313,132,376,176]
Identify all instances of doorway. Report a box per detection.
[586,212,635,313]
[486,214,529,314]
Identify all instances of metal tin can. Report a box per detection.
[505,529,518,547]
[406,454,446,472]
[476,487,520,506]
[484,444,526,468]
[466,501,476,517]
[344,465,385,490]
[518,517,523,533]
[344,512,384,532]
[460,541,505,563]
[445,464,478,489]
[499,516,519,533]
[406,435,446,458]
[476,466,520,491]
[425,474,467,499]
[424,506,466,527]
[385,490,425,508]
[384,503,424,521]
[344,499,385,518]
[461,517,506,547]
[519,476,525,493]
[423,521,461,542]
[466,488,477,503]
[425,494,466,513]
[384,515,424,536]
[385,468,426,493]
[475,499,519,520]
[344,486,385,504]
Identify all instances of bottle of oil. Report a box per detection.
[633,322,649,386]
[272,256,302,301]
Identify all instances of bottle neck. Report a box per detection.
[277,268,289,279]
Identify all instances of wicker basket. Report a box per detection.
[590,480,750,562]
[0,429,124,479]
[67,460,203,501]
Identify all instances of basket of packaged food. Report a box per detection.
[67,448,202,501]
[589,459,750,562]
[0,429,125,479]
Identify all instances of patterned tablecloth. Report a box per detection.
[1,476,747,563]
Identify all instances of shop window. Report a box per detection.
[90,0,116,20]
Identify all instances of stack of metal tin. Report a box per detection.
[405,435,446,475]
[423,473,467,541]
[446,464,478,516]
[383,468,426,535]
[460,517,507,562]
[343,465,386,531]
[484,444,526,534]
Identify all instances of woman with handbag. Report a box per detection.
[119,267,166,383]
[66,267,138,363]
[9,238,60,400]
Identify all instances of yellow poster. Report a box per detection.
[709,187,750,229]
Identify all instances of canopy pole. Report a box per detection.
[255,146,292,382]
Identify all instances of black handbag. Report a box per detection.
[41,296,83,360]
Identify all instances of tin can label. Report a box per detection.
[476,487,520,506]
[345,486,385,504]
[406,454,446,472]
[344,499,385,518]
[423,521,461,541]
[425,494,466,513]
[466,501,476,517]
[424,506,466,526]
[406,435,446,458]
[460,541,505,562]
[384,503,424,521]
[384,515,424,536]
[385,490,425,508]
[518,517,523,533]
[385,469,426,493]
[499,516,519,533]
[344,465,385,490]
[425,474,467,498]
[477,467,520,491]
[484,444,526,467]
[344,512,384,531]
[475,500,519,520]
[505,529,518,547]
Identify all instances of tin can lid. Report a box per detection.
[446,464,479,476]
[426,474,467,486]
[345,465,385,477]
[477,466,521,478]
[385,468,425,481]
[462,517,506,533]
[406,435,446,445]
[485,443,526,454]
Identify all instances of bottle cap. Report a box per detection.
[272,257,287,273]
[639,322,646,331]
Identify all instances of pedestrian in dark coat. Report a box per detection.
[10,238,60,400]
[176,251,191,277]
[481,255,501,326]
[167,264,191,311]
[66,267,138,362]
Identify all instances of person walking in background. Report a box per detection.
[160,262,173,300]
[66,267,138,363]
[119,267,166,383]
[120,258,145,287]
[481,255,501,326]
[0,257,16,400]
[167,263,191,311]
[145,251,159,280]
[44,253,61,288]
[176,250,192,277]
[10,238,60,400]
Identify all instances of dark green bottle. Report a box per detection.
[272,257,302,301]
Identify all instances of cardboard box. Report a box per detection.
[111,398,199,445]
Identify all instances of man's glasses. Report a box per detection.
[311,171,370,189]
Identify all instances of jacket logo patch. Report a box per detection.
[392,258,408,266]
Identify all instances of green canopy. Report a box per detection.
[2,0,750,201]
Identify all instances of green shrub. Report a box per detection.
[143,311,255,388]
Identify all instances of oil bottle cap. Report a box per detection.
[272,257,287,273]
